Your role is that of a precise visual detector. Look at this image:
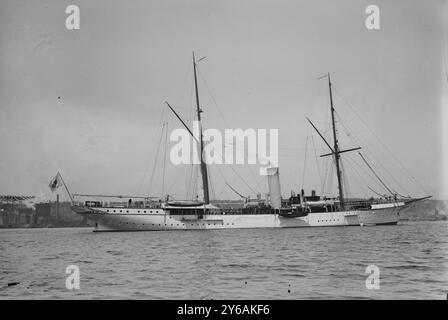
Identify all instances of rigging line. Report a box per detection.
[225,161,258,195]
[368,186,386,197]
[205,140,259,195]
[197,68,262,193]
[443,33,448,83]
[301,136,309,189]
[344,155,374,197]
[246,166,263,193]
[189,68,194,122]
[340,159,351,199]
[186,162,196,199]
[184,156,191,196]
[166,165,187,196]
[214,160,251,199]
[332,86,429,194]
[199,69,258,193]
[321,156,330,194]
[335,110,409,195]
[199,68,263,192]
[209,166,216,200]
[214,161,229,184]
[216,185,226,200]
[390,188,409,199]
[321,155,331,194]
[161,120,169,198]
[344,157,368,199]
[346,153,390,194]
[180,64,193,110]
[358,152,395,196]
[334,108,404,195]
[311,135,323,188]
[189,164,199,200]
[185,78,196,200]
[307,118,334,153]
[335,113,387,181]
[226,181,246,199]
[190,164,199,200]
[197,68,232,128]
[147,109,166,195]
[326,160,335,195]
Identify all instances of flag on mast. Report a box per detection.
[49,172,62,192]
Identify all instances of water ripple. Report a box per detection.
[0,220,447,299]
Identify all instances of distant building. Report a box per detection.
[1,195,90,228]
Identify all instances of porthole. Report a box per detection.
[113,210,116,213]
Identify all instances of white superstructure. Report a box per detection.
[71,201,403,232]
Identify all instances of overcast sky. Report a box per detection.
[0,0,446,201]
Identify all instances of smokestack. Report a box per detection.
[267,167,282,209]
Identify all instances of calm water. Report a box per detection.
[0,221,447,299]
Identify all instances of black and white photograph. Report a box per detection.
[0,0,447,305]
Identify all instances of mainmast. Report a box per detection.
[193,52,210,204]
[328,73,345,211]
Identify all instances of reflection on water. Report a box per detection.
[0,220,447,299]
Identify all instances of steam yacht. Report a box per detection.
[71,54,429,231]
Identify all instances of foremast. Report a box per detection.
[164,52,210,205]
[193,52,210,204]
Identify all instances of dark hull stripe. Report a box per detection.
[374,221,398,226]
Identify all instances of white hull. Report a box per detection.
[72,205,403,232]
